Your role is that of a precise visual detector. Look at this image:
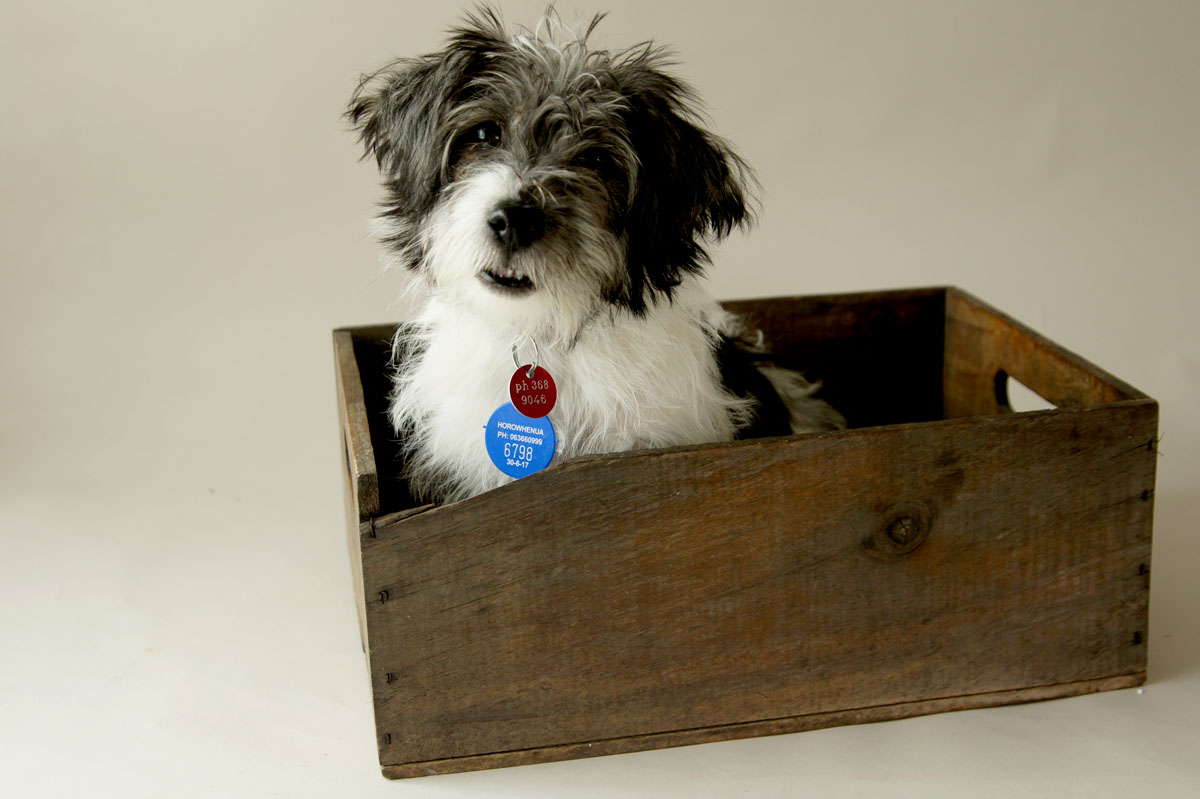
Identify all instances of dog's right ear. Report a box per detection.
[346,56,462,215]
[346,12,505,214]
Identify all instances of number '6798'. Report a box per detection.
[503,443,534,461]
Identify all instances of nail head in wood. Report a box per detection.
[866,499,933,557]
[888,516,919,546]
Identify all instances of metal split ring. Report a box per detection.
[512,338,539,378]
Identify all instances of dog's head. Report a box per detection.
[348,9,754,342]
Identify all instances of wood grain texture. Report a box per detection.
[335,328,388,654]
[381,673,1144,778]
[944,288,1144,418]
[343,325,427,515]
[360,404,1156,767]
[334,288,1158,777]
[341,430,370,655]
[333,329,380,520]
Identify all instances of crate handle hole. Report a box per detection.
[994,370,1056,413]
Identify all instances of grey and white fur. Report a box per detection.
[348,8,842,504]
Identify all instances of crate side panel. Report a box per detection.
[335,329,374,654]
[347,326,422,514]
[334,330,380,519]
[341,431,370,655]
[944,289,1140,418]
[361,402,1156,766]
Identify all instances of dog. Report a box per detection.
[348,9,842,504]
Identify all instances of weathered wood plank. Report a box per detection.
[333,329,379,519]
[361,401,1156,767]
[336,328,383,654]
[344,325,425,515]
[381,673,1144,778]
[341,431,370,655]
[943,288,1144,418]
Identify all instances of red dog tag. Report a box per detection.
[509,365,556,418]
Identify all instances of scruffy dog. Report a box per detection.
[348,9,842,503]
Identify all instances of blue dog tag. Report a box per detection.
[484,402,556,479]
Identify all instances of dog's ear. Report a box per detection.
[346,12,505,214]
[615,59,756,313]
[346,57,449,213]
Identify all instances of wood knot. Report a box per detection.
[865,499,933,557]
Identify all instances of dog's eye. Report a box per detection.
[448,122,504,173]
[574,148,612,172]
[468,121,502,148]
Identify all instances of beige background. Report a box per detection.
[2,0,1198,796]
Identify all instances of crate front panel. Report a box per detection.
[359,401,1155,766]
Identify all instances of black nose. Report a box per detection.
[488,204,545,250]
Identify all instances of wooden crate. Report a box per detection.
[333,287,1157,778]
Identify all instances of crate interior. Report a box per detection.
[350,288,953,514]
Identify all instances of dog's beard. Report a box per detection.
[405,162,627,347]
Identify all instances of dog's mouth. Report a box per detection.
[479,265,536,294]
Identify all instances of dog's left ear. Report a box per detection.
[615,62,756,313]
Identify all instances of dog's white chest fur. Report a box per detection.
[390,279,749,502]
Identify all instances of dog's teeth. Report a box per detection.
[480,264,533,292]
